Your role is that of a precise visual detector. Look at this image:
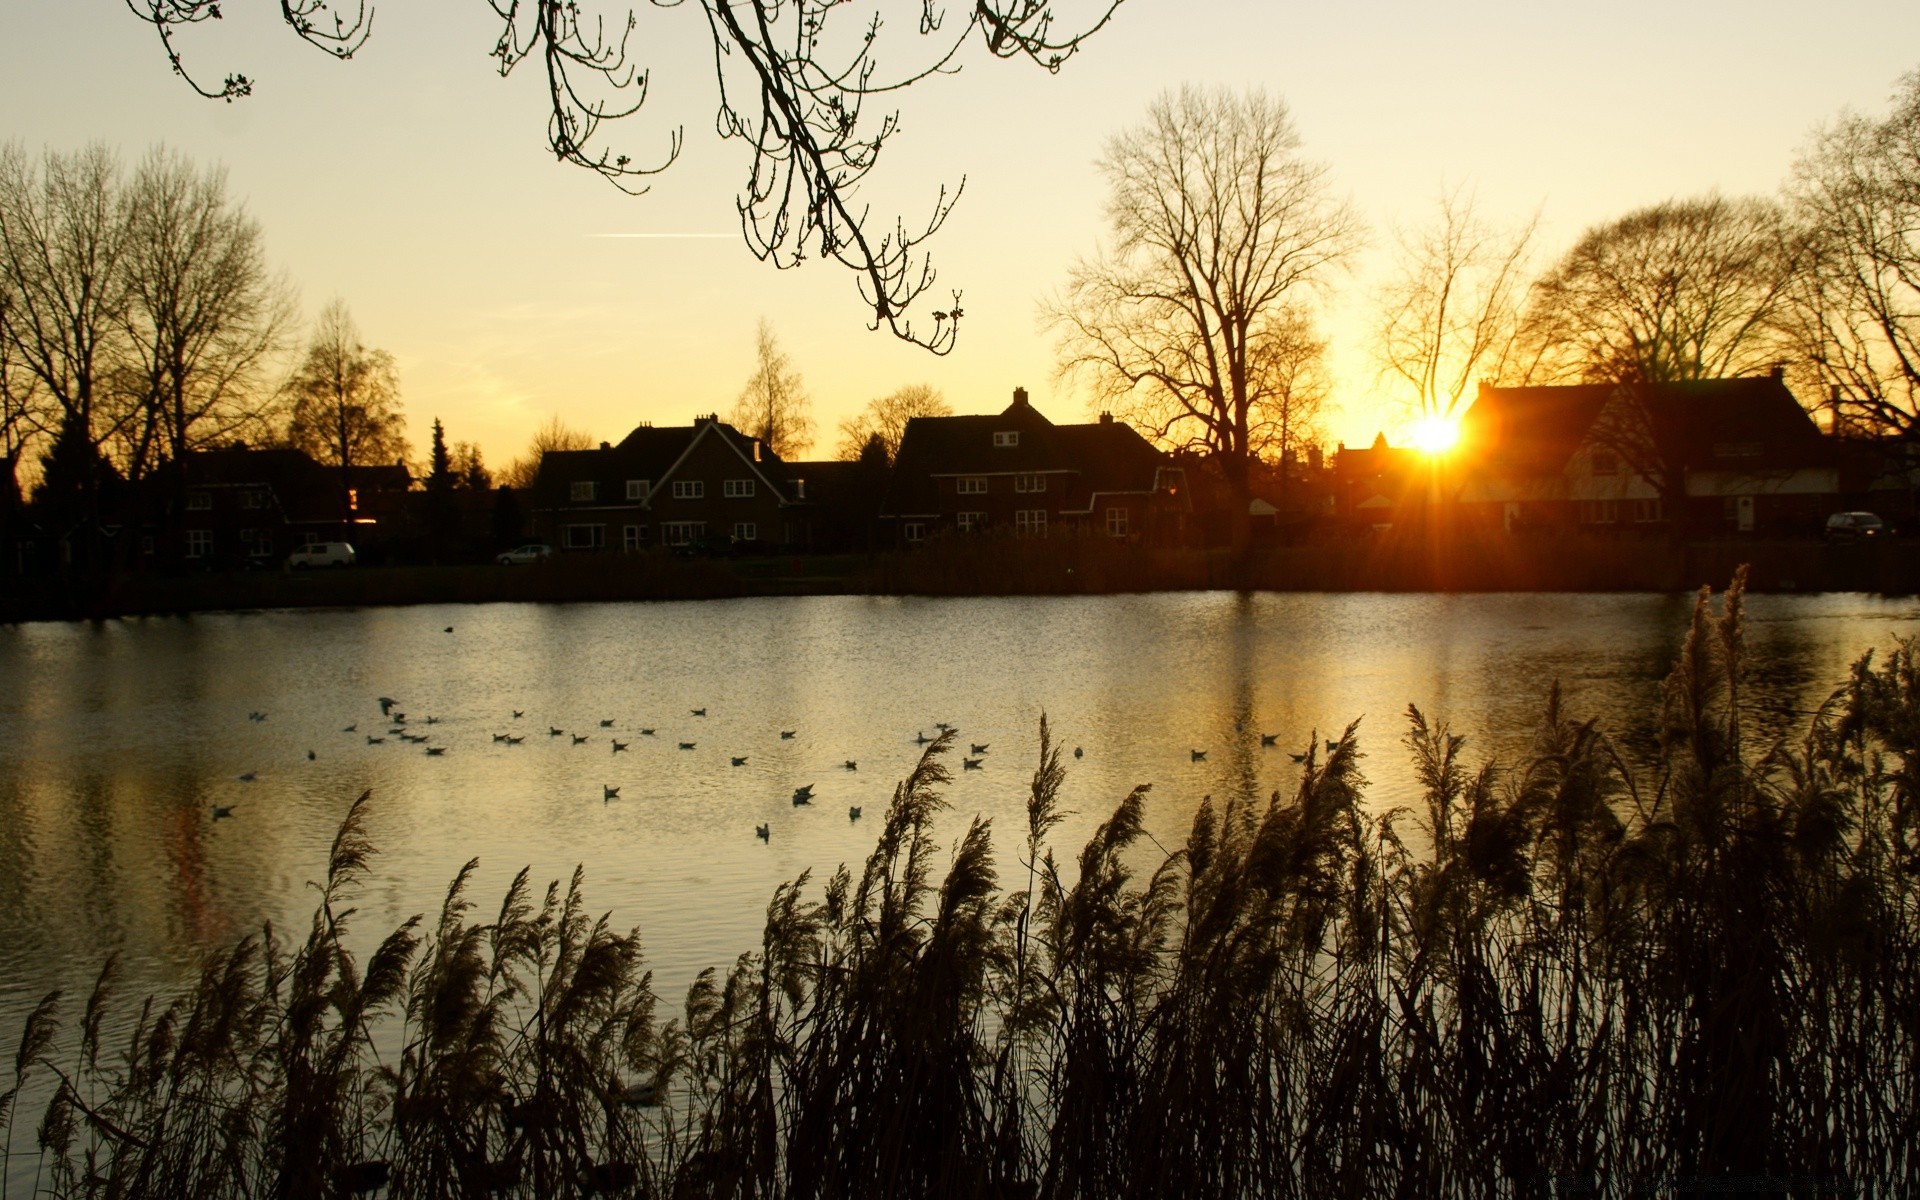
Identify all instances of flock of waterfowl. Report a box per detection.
[218,679,1291,835]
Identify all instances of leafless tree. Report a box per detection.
[0,291,45,509]
[118,0,1126,353]
[1046,87,1359,537]
[1790,70,1920,438]
[0,143,135,479]
[117,148,294,483]
[500,414,595,489]
[284,300,408,498]
[1526,194,1799,387]
[1245,304,1327,494]
[834,382,950,462]
[1375,187,1541,421]
[729,318,813,458]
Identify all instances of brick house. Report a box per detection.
[164,447,410,567]
[878,387,1186,544]
[531,416,809,553]
[1454,373,1840,536]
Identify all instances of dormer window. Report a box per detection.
[1589,449,1620,476]
[1014,473,1046,493]
[993,431,1019,448]
[571,481,597,502]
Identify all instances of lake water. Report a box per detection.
[2,590,1915,1038]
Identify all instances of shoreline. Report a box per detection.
[3,534,1914,622]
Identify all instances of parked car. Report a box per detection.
[287,541,356,569]
[496,543,553,565]
[1824,511,1887,544]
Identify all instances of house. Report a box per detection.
[1454,372,1840,535]
[878,387,1186,544]
[530,416,808,552]
[1333,433,1422,531]
[164,446,411,567]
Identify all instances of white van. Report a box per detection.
[287,541,357,569]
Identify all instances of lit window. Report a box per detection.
[956,476,988,495]
[1015,509,1048,536]
[672,480,704,500]
[185,529,212,558]
[957,511,986,532]
[733,522,758,542]
[626,479,650,501]
[570,481,597,502]
[724,479,755,499]
[1106,507,1129,538]
[1015,474,1046,493]
[347,488,359,511]
[562,523,605,549]
[993,431,1019,448]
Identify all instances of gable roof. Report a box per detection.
[881,390,1165,516]
[1462,375,1831,477]
[534,417,802,505]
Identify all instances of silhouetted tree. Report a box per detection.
[1047,87,1359,546]
[283,300,407,505]
[1376,187,1542,423]
[0,144,134,511]
[452,442,490,490]
[427,418,451,493]
[730,320,813,458]
[1526,194,1798,387]
[1790,69,1920,438]
[834,383,951,463]
[117,147,292,484]
[115,0,1126,352]
[499,415,593,490]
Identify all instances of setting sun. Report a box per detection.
[1408,415,1461,455]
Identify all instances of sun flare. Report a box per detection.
[1409,415,1461,455]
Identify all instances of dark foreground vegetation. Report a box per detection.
[4,571,1917,1198]
[5,532,1918,621]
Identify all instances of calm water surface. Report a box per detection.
[2,591,1914,1035]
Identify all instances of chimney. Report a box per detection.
[1769,363,1786,382]
[1099,411,1113,425]
[599,441,611,451]
[1012,386,1030,408]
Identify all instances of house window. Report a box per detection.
[623,525,645,551]
[239,528,273,557]
[956,476,988,495]
[1589,449,1621,476]
[903,521,927,543]
[956,511,986,532]
[626,479,650,501]
[562,523,605,550]
[300,533,324,549]
[186,491,212,511]
[724,478,755,499]
[1106,507,1129,538]
[1578,500,1620,525]
[347,488,359,511]
[672,480,704,500]
[239,490,264,509]
[1632,499,1664,523]
[570,481,597,502]
[1155,467,1185,494]
[1015,474,1046,493]
[662,521,706,546]
[733,522,758,543]
[1015,509,1048,537]
[993,431,1019,448]
[185,529,212,558]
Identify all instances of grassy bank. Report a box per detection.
[4,534,1917,621]
[4,571,1916,1197]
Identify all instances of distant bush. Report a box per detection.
[5,568,1916,1197]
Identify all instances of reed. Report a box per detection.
[6,569,1916,1197]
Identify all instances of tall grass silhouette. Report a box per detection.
[5,569,1915,1197]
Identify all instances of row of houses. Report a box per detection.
[1340,371,1909,538]
[12,372,1908,576]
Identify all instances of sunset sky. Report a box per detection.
[6,1,1919,469]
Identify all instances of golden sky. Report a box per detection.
[5,1,1919,467]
